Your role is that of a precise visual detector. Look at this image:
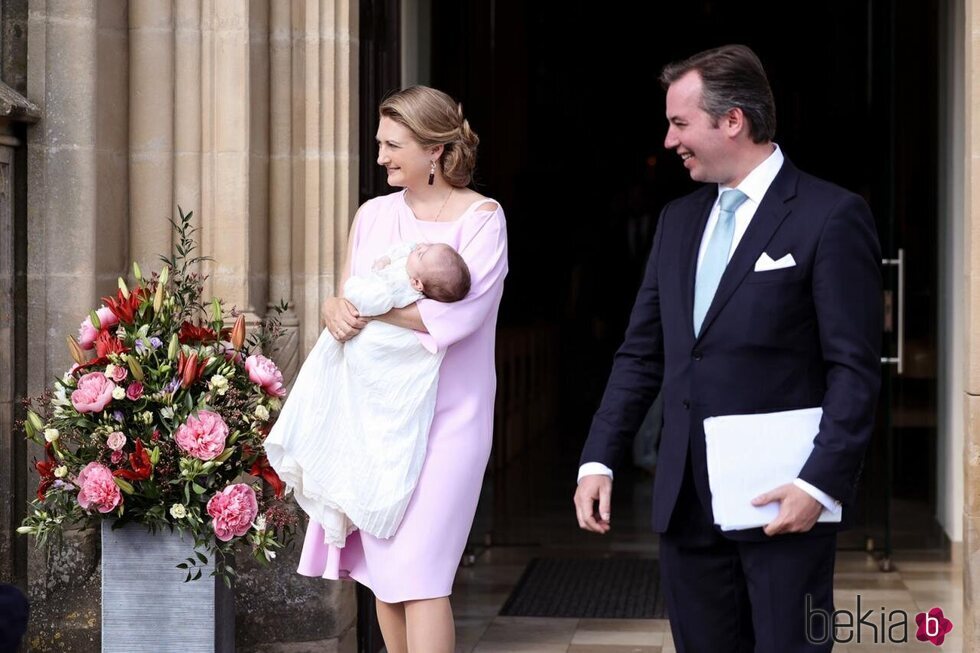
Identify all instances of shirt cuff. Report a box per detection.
[794,478,841,514]
[578,462,614,484]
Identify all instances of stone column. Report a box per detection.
[97,2,130,283]
[236,5,359,649]
[321,0,359,316]
[294,0,359,353]
[268,0,300,383]
[25,0,130,378]
[129,0,175,268]
[174,0,203,268]
[26,1,130,649]
[249,0,271,317]
[28,0,98,382]
[966,0,980,648]
[200,0,262,327]
[295,0,322,351]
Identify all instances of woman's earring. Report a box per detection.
[428,161,436,186]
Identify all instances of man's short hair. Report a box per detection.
[659,44,776,144]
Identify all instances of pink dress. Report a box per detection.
[296,189,508,602]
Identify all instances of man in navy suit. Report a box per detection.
[573,45,881,652]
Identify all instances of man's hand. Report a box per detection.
[752,483,823,536]
[574,474,613,534]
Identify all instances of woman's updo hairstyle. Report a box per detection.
[379,86,479,188]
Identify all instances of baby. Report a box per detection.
[361,241,471,308]
[266,242,470,548]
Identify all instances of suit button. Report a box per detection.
[682,400,690,409]
[692,350,703,361]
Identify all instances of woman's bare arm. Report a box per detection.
[372,303,428,332]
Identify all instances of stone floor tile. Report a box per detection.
[574,619,668,633]
[834,576,908,590]
[904,578,963,592]
[476,616,579,645]
[571,628,664,646]
[567,646,660,653]
[471,644,568,653]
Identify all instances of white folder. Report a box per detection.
[703,407,842,531]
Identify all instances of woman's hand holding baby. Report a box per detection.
[321,296,369,342]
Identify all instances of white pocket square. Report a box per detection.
[754,252,796,272]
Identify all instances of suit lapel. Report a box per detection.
[695,160,800,342]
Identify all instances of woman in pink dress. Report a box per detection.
[303,86,507,653]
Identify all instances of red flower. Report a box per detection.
[250,454,286,499]
[102,287,147,325]
[242,444,285,498]
[68,331,131,374]
[177,350,209,389]
[112,439,152,482]
[178,321,219,345]
[34,444,58,500]
[94,331,127,359]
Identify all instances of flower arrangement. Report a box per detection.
[18,210,297,582]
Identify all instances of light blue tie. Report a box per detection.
[693,189,749,335]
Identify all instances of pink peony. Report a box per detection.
[106,431,126,451]
[245,354,286,397]
[125,381,144,400]
[70,372,116,413]
[174,410,229,461]
[77,306,119,350]
[206,484,258,542]
[76,462,122,513]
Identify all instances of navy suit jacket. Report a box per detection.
[580,158,882,541]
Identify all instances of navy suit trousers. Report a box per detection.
[659,459,836,653]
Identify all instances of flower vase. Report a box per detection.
[101,520,235,652]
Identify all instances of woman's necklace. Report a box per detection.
[433,187,454,221]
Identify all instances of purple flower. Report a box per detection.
[149,336,163,349]
[164,377,181,393]
[112,410,124,423]
[135,340,147,355]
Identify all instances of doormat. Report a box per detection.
[498,557,667,619]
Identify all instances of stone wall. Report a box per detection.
[17,1,359,650]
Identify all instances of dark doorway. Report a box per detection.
[426,0,943,556]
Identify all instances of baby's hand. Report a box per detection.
[372,255,391,271]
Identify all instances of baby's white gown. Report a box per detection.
[265,243,444,547]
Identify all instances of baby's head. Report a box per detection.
[406,243,471,302]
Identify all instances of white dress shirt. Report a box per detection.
[579,145,841,516]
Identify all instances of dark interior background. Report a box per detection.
[362,0,942,544]
[356,2,944,648]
